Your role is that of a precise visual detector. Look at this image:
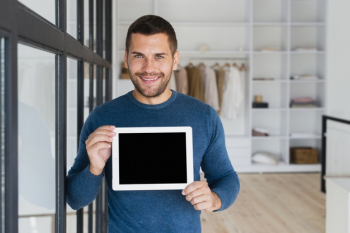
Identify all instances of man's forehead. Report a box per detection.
[130,33,169,44]
[129,33,171,52]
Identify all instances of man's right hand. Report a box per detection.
[85,125,116,176]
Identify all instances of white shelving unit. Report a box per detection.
[114,0,326,173]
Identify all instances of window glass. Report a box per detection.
[103,67,106,103]
[84,62,90,119]
[67,0,78,39]
[84,0,90,47]
[94,0,97,53]
[66,57,78,233]
[19,0,55,25]
[93,64,97,108]
[83,62,90,231]
[0,37,5,233]
[17,43,56,233]
[103,0,106,58]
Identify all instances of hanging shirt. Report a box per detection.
[214,68,226,115]
[185,66,205,102]
[168,71,177,91]
[174,67,188,95]
[198,66,220,111]
[238,66,246,114]
[221,66,244,120]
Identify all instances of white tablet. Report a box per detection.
[112,127,194,191]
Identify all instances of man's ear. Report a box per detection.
[124,50,128,69]
[172,51,179,70]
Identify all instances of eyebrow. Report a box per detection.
[131,51,168,56]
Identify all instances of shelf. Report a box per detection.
[291,22,325,26]
[253,80,287,83]
[236,163,321,173]
[179,50,248,56]
[253,22,288,26]
[290,80,325,83]
[253,51,288,54]
[252,108,287,112]
[115,0,327,174]
[252,136,287,140]
[289,108,324,112]
[290,51,325,55]
[289,136,322,140]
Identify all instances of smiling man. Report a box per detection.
[67,15,240,233]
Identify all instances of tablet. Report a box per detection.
[112,127,194,191]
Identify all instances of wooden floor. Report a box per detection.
[200,173,325,233]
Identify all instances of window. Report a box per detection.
[17,44,56,233]
[0,0,112,232]
[0,36,6,233]
[19,0,55,24]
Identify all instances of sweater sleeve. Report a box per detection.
[200,107,240,211]
[66,109,104,210]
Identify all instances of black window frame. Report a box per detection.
[0,0,112,232]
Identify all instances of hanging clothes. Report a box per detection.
[238,64,246,114]
[221,66,244,120]
[185,66,205,102]
[214,68,225,115]
[198,66,220,111]
[168,71,177,91]
[174,67,188,95]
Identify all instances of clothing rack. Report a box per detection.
[186,57,247,60]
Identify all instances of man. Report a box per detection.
[67,15,240,233]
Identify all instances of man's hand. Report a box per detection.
[182,181,222,212]
[85,125,115,176]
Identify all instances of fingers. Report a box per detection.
[86,125,116,148]
[97,125,115,131]
[183,181,217,212]
[182,181,205,196]
[86,134,113,149]
[88,141,111,154]
[193,201,213,212]
[89,126,116,139]
[185,189,204,202]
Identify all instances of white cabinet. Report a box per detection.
[114,0,326,173]
[326,178,350,233]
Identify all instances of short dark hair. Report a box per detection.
[125,15,177,55]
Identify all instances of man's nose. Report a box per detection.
[142,58,156,73]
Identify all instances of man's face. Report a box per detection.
[124,33,179,98]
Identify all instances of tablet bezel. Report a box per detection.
[112,127,194,191]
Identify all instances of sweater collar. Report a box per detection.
[126,89,177,109]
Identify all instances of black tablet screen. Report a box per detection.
[118,132,187,184]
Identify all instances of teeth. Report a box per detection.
[142,77,158,81]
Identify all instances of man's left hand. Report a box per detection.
[182,181,222,212]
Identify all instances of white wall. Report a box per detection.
[326,0,350,121]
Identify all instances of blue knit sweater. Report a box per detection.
[67,90,240,233]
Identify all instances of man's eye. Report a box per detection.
[135,55,142,58]
[156,55,163,59]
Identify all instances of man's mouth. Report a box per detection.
[139,76,160,84]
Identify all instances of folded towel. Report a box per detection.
[293,47,317,52]
[290,133,320,138]
[291,97,315,103]
[290,75,318,80]
[252,128,269,137]
[290,104,318,108]
[252,151,281,165]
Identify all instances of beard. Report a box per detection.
[128,65,173,98]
